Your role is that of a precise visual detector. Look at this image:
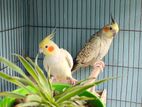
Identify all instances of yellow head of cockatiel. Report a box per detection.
[39,32,59,56]
[102,17,119,38]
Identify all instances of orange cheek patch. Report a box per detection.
[48,46,54,52]
[103,27,109,32]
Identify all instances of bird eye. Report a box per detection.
[45,45,48,48]
[110,27,112,30]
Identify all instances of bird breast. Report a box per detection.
[99,37,113,59]
[43,54,72,79]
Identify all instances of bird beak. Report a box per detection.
[113,32,116,37]
[39,48,43,53]
[111,16,115,24]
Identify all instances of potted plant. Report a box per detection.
[0,54,111,107]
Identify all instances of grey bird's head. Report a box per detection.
[102,16,119,38]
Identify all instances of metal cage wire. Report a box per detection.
[0,0,142,107]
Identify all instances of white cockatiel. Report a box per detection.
[72,17,119,72]
[39,32,76,84]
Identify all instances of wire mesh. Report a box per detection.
[0,0,142,107]
[0,0,28,92]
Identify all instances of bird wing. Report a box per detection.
[72,34,101,71]
[60,49,73,69]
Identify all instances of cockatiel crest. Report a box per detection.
[39,32,54,45]
[72,17,119,72]
[39,31,59,57]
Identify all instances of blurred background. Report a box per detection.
[0,0,142,107]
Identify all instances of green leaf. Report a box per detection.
[0,92,25,99]
[74,77,96,86]
[0,72,32,93]
[26,56,54,102]
[47,68,53,93]
[13,77,34,86]
[56,77,114,103]
[14,54,39,83]
[0,56,39,92]
[94,77,118,85]
[14,55,49,98]
[0,56,26,78]
[26,56,49,89]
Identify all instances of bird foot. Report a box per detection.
[67,77,78,85]
[50,76,57,82]
[93,60,105,72]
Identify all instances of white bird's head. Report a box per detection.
[39,32,59,57]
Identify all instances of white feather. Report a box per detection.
[43,48,73,80]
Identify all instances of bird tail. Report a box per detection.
[71,60,81,73]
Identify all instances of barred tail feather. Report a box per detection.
[71,60,81,73]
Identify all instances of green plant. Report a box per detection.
[0,54,112,107]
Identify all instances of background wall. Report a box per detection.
[0,0,142,107]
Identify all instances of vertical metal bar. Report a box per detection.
[0,0,4,92]
[5,0,9,91]
[125,0,131,106]
[84,0,87,78]
[103,0,106,90]
[42,0,43,37]
[3,0,8,91]
[26,0,30,57]
[32,0,35,57]
[0,1,5,91]
[0,0,3,92]
[22,0,25,72]
[107,0,111,103]
[14,0,18,90]
[80,0,83,80]
[50,0,51,32]
[75,0,78,79]
[136,0,142,106]
[89,0,92,75]
[66,0,69,54]
[8,0,11,90]
[16,0,18,60]
[10,0,16,88]
[120,0,126,106]
[111,0,116,105]
[54,0,56,42]
[71,0,73,55]
[130,0,137,106]
[46,0,48,35]
[36,0,39,56]
[63,0,64,49]
[58,0,60,47]
[71,0,73,60]
[116,0,121,106]
[98,0,101,88]
[12,0,15,76]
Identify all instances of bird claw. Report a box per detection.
[93,61,105,72]
[67,78,78,85]
[50,76,57,82]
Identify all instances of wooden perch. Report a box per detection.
[84,60,106,104]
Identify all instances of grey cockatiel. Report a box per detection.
[72,17,119,72]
